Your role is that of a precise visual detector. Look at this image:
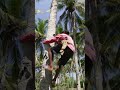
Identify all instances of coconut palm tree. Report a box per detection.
[0,0,35,90]
[38,0,85,89]
[57,0,85,32]
[35,19,48,46]
[40,0,58,90]
[85,0,120,90]
[57,0,85,89]
[35,19,48,90]
[46,0,58,40]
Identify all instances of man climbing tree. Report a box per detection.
[42,31,75,85]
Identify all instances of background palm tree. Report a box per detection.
[0,0,35,90]
[35,18,85,90]
[35,19,48,90]
[85,0,120,90]
[40,0,58,90]
[57,0,85,89]
[35,0,85,90]
[57,0,85,32]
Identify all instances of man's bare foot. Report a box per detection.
[47,65,53,71]
[43,65,53,71]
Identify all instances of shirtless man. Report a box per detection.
[43,31,75,84]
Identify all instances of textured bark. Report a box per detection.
[73,15,81,90]
[74,52,82,90]
[21,42,35,90]
[40,0,58,90]
[85,28,96,61]
[0,0,35,90]
[94,56,103,90]
[23,0,35,90]
[85,0,103,90]
[46,0,58,41]
[40,44,52,90]
[23,0,35,34]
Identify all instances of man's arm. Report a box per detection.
[43,37,57,44]
[43,34,66,44]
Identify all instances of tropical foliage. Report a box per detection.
[35,0,85,90]
[0,0,34,90]
[57,0,85,32]
[85,0,120,89]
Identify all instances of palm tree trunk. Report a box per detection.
[85,0,103,90]
[46,0,58,40]
[73,14,81,90]
[40,0,58,90]
[74,52,82,90]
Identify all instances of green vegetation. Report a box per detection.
[0,0,34,90]
[35,0,85,90]
[85,0,120,89]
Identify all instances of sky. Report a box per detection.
[35,0,85,22]
[35,0,85,79]
[35,0,66,24]
[35,0,51,21]
[35,0,85,32]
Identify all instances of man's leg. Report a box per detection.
[46,44,62,71]
[47,48,53,70]
[52,46,73,83]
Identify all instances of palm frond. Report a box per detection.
[101,29,120,53]
[57,2,65,11]
[105,13,120,26]
[0,8,27,34]
[6,0,22,18]
[75,2,85,17]
[74,12,82,25]
[56,24,63,34]
[36,19,48,35]
[58,10,67,22]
